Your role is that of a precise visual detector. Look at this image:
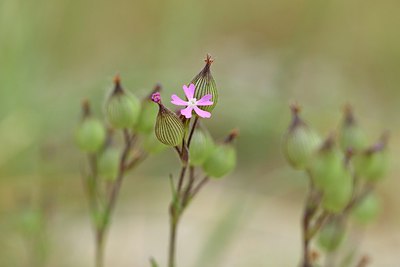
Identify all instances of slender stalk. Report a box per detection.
[168,218,179,267]
[95,231,105,267]
[301,177,319,267]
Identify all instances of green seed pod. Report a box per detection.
[191,54,218,112]
[136,100,158,133]
[322,169,353,213]
[283,105,321,170]
[136,84,162,133]
[105,76,141,129]
[189,129,214,166]
[75,100,106,153]
[151,92,184,146]
[318,221,345,252]
[352,193,380,224]
[203,130,237,178]
[354,133,389,181]
[339,105,367,153]
[98,147,120,181]
[309,134,343,191]
[143,131,167,154]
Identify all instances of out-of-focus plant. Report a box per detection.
[149,55,237,267]
[75,77,164,267]
[283,104,388,267]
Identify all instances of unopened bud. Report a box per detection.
[339,105,367,153]
[283,104,321,170]
[75,100,106,153]
[203,129,237,178]
[352,193,380,224]
[354,132,389,181]
[105,75,141,129]
[318,221,345,252]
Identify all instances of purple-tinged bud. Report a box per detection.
[354,132,389,181]
[283,104,321,170]
[339,105,367,153]
[105,75,141,129]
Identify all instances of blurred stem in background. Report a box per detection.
[77,77,149,267]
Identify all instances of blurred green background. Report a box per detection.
[1,0,400,266]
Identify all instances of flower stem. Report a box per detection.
[168,218,179,267]
[95,230,105,267]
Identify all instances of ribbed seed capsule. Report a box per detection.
[105,76,141,129]
[283,105,321,170]
[191,54,218,112]
[152,93,184,146]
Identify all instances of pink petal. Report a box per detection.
[183,84,195,99]
[196,94,213,106]
[193,106,211,118]
[171,94,188,106]
[180,106,193,119]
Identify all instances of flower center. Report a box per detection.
[188,98,197,107]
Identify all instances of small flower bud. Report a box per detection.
[75,100,106,153]
[318,221,345,252]
[98,146,120,181]
[152,93,184,146]
[352,193,380,224]
[203,129,237,178]
[283,104,321,170]
[354,132,389,181]
[105,75,141,129]
[339,105,367,153]
[189,128,214,166]
[309,134,343,191]
[191,54,218,112]
[136,84,162,133]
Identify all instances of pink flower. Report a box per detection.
[171,84,213,119]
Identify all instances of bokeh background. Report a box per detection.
[1,0,400,266]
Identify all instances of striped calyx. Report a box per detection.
[191,54,218,112]
[152,94,184,146]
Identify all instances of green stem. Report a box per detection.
[168,218,179,267]
[95,230,105,267]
